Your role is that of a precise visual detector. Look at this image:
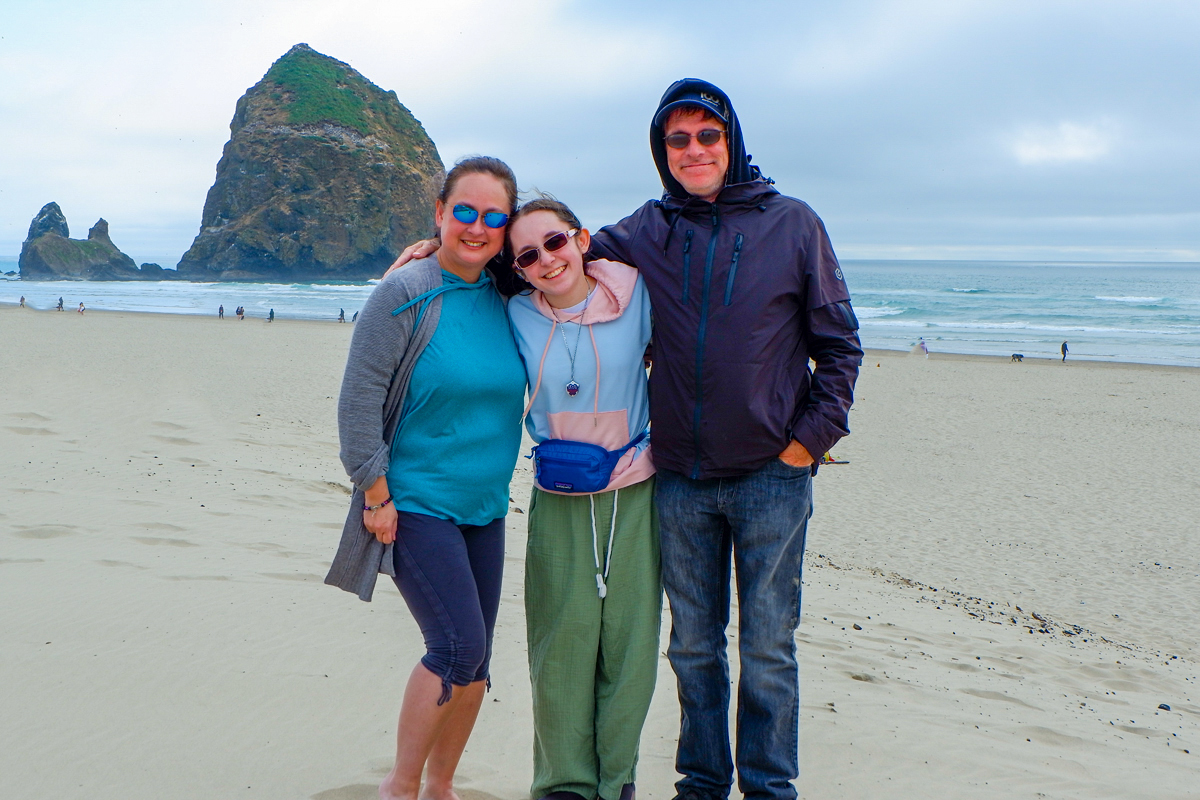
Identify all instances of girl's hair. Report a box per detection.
[499,193,583,296]
[436,156,521,295]
[509,193,581,230]
[438,155,518,213]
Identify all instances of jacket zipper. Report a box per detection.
[691,207,720,479]
[723,233,744,306]
[681,230,694,304]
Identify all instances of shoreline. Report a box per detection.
[863,346,1200,372]
[2,305,1195,370]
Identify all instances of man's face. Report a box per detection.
[664,108,729,202]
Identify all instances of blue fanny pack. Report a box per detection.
[531,430,648,494]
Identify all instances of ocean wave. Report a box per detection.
[951,287,987,293]
[853,306,905,318]
[864,318,1200,336]
[1095,296,1163,303]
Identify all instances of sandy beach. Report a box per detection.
[1,305,1197,800]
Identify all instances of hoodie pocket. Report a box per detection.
[723,233,744,306]
[682,230,694,305]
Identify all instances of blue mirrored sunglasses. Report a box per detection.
[452,204,509,228]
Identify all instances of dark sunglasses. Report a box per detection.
[664,128,725,149]
[514,228,580,270]
[452,204,509,228]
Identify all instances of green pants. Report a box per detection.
[525,477,662,800]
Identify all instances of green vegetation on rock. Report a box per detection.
[265,45,373,135]
[19,208,162,281]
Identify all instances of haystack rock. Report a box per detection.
[18,204,153,280]
[177,44,445,282]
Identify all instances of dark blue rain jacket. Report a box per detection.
[589,79,863,479]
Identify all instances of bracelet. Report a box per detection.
[363,496,393,512]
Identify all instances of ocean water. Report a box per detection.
[846,261,1200,367]
[3,258,1198,367]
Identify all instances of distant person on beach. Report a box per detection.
[19,296,24,307]
[56,297,64,311]
[268,308,274,323]
[219,304,224,319]
[390,81,863,800]
[1062,341,1069,362]
[77,302,85,314]
[238,306,245,320]
[919,337,929,358]
[327,157,526,800]
[338,307,345,323]
[352,310,358,322]
[506,196,659,800]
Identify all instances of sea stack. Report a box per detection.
[18,203,147,280]
[177,44,445,282]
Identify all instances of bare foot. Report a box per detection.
[378,769,419,800]
[418,784,461,800]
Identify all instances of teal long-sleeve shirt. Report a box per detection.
[387,270,526,526]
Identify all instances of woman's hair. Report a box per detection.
[438,155,519,213]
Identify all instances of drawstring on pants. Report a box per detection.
[588,489,618,599]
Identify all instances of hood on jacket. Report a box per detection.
[528,259,637,325]
[650,79,765,201]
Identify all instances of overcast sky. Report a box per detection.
[2,0,1198,265]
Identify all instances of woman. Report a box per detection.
[326,156,527,800]
[506,196,660,800]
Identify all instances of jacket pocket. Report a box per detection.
[723,233,744,306]
[682,230,694,305]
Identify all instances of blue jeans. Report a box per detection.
[656,459,813,800]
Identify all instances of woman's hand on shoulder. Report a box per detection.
[384,238,443,278]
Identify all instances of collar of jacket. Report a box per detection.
[656,180,779,253]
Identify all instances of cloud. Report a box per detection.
[1,1,1197,261]
[1012,122,1114,165]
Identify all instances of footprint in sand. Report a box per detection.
[307,480,354,496]
[151,434,200,446]
[97,560,147,570]
[0,557,46,564]
[311,786,377,800]
[960,688,1041,710]
[131,536,198,547]
[151,421,187,430]
[5,426,56,436]
[13,524,77,539]
[138,522,187,532]
[8,412,50,421]
[162,574,229,581]
[312,788,501,800]
[261,572,323,582]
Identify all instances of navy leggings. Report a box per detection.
[391,512,505,704]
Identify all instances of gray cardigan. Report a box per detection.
[325,257,444,601]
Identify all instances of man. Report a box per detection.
[1061,340,1069,362]
[586,79,862,800]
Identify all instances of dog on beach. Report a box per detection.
[1011,353,1024,362]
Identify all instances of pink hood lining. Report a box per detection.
[528,259,638,324]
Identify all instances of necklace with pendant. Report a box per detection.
[553,283,592,397]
